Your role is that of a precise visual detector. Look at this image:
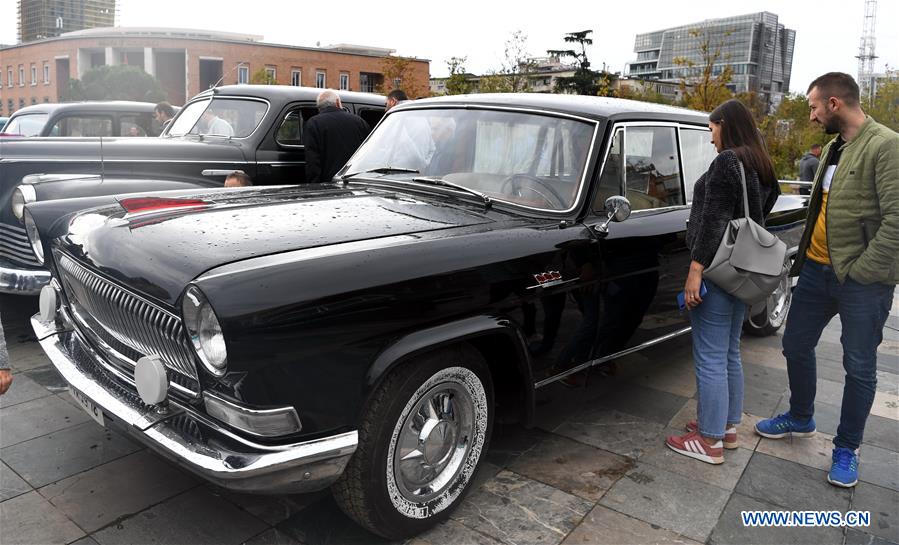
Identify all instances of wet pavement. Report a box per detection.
[1,292,897,545]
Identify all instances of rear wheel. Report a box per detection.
[744,273,792,336]
[332,345,493,539]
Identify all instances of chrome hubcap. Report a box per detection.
[767,275,791,328]
[393,384,474,503]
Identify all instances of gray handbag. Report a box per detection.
[703,161,787,305]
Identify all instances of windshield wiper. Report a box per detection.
[412,176,492,209]
[343,166,421,179]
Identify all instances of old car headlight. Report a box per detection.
[11,184,36,222]
[23,209,44,265]
[182,286,227,376]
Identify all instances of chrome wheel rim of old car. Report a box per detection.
[751,274,791,330]
[387,366,488,515]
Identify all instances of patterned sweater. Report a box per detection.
[686,149,780,267]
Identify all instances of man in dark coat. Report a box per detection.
[798,143,822,195]
[304,90,371,183]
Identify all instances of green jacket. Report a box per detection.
[791,116,899,285]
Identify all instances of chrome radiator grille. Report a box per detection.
[57,252,200,394]
[0,222,41,267]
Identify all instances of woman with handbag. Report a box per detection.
[666,99,780,464]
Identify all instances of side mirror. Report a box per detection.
[604,195,632,223]
[594,196,632,237]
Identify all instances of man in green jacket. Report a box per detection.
[756,73,898,488]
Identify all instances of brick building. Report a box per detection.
[0,26,429,115]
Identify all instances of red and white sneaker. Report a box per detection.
[666,430,724,464]
[685,420,738,449]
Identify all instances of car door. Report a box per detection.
[586,123,692,357]
[254,102,318,184]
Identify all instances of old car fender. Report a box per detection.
[366,314,535,426]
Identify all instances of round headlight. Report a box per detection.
[182,286,227,376]
[23,209,44,265]
[11,184,36,222]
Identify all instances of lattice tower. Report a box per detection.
[856,0,878,104]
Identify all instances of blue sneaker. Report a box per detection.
[755,412,816,439]
[827,448,859,488]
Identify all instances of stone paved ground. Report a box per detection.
[1,292,897,545]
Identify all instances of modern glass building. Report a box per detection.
[626,12,795,111]
[18,0,116,43]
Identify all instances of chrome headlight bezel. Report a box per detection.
[23,208,44,265]
[11,184,36,222]
[181,286,228,377]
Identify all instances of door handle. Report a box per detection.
[201,169,244,177]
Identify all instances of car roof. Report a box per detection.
[9,101,158,117]
[193,85,387,106]
[395,93,710,125]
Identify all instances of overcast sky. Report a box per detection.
[1,0,896,95]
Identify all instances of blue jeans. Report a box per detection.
[782,260,894,451]
[691,280,746,439]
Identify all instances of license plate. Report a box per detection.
[70,387,105,426]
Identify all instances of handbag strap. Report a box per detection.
[737,160,750,219]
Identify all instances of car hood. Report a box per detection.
[58,185,495,306]
[0,135,244,162]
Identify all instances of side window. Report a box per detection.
[357,107,384,131]
[679,128,718,203]
[52,116,113,137]
[119,114,152,137]
[275,110,303,146]
[624,126,683,210]
[592,129,623,212]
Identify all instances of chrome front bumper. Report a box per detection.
[0,260,50,295]
[31,314,357,494]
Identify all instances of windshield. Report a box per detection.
[166,97,267,138]
[343,108,595,211]
[3,113,49,136]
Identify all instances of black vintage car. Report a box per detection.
[0,101,164,138]
[0,85,385,294]
[27,94,806,538]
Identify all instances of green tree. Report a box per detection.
[62,65,166,102]
[869,76,899,131]
[759,93,829,179]
[250,67,277,85]
[616,83,674,105]
[444,57,473,95]
[548,30,600,95]
[674,28,734,111]
[478,72,512,93]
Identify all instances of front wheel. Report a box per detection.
[332,345,494,539]
[744,273,792,336]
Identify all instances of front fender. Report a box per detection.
[365,314,535,425]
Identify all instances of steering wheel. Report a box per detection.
[499,174,568,209]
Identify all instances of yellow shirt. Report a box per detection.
[806,191,830,264]
[806,163,837,265]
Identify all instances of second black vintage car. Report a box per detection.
[0,85,385,295]
[28,94,806,538]
[0,101,164,138]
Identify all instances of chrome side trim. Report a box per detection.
[32,315,358,494]
[534,326,693,389]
